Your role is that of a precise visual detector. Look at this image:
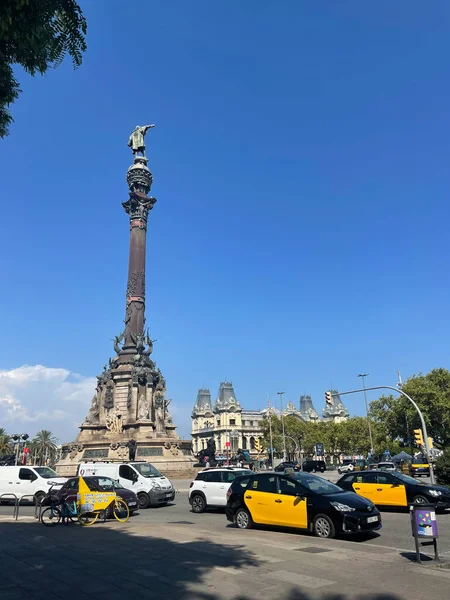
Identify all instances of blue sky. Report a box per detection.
[1,1,450,441]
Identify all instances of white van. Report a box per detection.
[77,461,175,509]
[0,466,67,505]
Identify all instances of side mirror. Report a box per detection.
[30,474,37,482]
[295,493,306,500]
[392,483,399,487]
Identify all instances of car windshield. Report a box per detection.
[133,463,162,478]
[234,469,252,475]
[92,477,124,491]
[33,467,59,479]
[378,463,394,469]
[394,472,422,485]
[293,474,342,495]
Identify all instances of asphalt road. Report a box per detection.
[3,487,450,557]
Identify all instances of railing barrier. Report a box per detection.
[0,493,19,520]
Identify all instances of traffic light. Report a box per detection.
[427,437,434,449]
[254,439,261,453]
[325,391,333,406]
[414,429,424,446]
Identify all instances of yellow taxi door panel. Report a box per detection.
[244,475,279,524]
[277,476,308,529]
[276,495,308,529]
[352,473,376,502]
[375,474,407,506]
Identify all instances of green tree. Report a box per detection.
[0,0,87,137]
[435,449,450,486]
[31,429,57,464]
[369,368,450,447]
[0,427,11,456]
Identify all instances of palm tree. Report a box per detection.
[31,430,57,465]
[0,428,12,457]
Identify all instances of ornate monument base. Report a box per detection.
[57,362,195,478]
[55,126,195,478]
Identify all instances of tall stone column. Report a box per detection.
[120,157,156,361]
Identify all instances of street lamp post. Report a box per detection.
[267,397,274,467]
[284,435,300,462]
[277,391,287,461]
[330,385,436,485]
[358,373,374,456]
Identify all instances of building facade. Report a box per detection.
[191,384,346,456]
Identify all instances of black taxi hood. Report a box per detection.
[324,490,375,509]
[419,483,450,494]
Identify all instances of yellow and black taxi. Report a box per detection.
[336,470,450,510]
[225,471,382,539]
[410,456,430,478]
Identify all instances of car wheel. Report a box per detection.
[34,492,46,506]
[138,492,150,509]
[191,494,206,513]
[413,495,428,505]
[235,508,252,529]
[313,514,335,539]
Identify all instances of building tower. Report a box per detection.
[299,395,320,422]
[57,126,194,476]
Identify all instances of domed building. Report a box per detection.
[191,384,329,457]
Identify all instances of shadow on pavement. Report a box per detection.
[0,521,404,600]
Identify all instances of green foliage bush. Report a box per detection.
[435,449,450,486]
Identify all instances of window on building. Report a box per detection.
[230,419,236,426]
[242,437,247,450]
[250,437,256,450]
[231,436,239,451]
[217,420,220,426]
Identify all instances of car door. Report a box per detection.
[118,464,137,490]
[352,472,377,502]
[15,468,37,499]
[220,471,239,506]
[276,476,308,529]
[204,471,224,505]
[374,473,407,506]
[244,474,279,525]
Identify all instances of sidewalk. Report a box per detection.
[1,516,450,599]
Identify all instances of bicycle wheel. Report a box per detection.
[78,510,99,526]
[41,506,62,526]
[112,498,129,523]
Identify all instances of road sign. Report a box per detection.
[225,442,230,447]
[315,443,324,457]
[23,447,29,454]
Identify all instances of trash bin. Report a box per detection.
[410,503,439,562]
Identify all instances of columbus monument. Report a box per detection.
[57,126,194,476]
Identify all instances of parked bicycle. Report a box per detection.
[40,479,129,527]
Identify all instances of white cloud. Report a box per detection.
[0,365,96,443]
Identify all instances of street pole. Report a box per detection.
[268,397,274,467]
[284,435,300,462]
[278,391,287,461]
[358,373,374,456]
[330,385,436,485]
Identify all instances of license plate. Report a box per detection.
[367,516,378,523]
[128,502,137,507]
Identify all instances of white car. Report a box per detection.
[189,467,252,513]
[377,462,397,472]
[337,463,354,474]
